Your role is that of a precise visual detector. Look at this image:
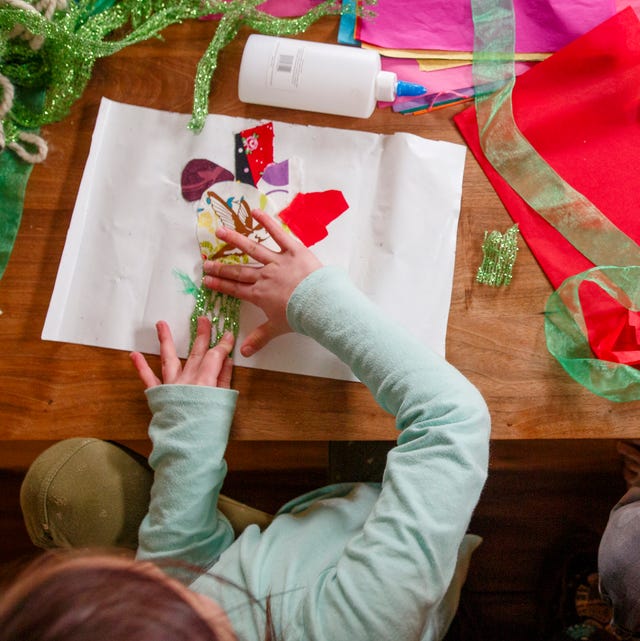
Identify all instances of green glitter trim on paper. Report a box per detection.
[476,223,519,286]
[174,269,240,349]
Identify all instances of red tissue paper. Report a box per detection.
[580,280,640,367]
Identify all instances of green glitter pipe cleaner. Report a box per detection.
[476,223,519,287]
[0,0,377,134]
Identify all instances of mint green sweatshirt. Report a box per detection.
[137,266,490,641]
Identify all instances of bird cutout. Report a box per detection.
[175,180,282,350]
[196,181,279,265]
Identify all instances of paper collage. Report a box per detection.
[42,98,467,382]
[178,119,352,346]
[185,121,349,265]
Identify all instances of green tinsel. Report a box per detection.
[0,0,377,133]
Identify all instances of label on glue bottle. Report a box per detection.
[268,39,305,91]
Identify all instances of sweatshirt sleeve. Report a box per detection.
[286,266,491,641]
[136,384,238,568]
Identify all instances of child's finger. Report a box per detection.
[240,322,279,358]
[183,317,213,373]
[216,225,276,265]
[217,353,234,389]
[203,272,256,304]
[130,351,161,389]
[252,208,298,252]
[199,332,235,386]
[156,321,181,383]
[203,260,259,284]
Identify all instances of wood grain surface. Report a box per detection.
[1,17,638,444]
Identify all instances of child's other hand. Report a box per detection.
[202,208,322,357]
[130,317,234,389]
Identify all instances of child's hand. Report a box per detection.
[130,317,234,389]
[203,208,322,357]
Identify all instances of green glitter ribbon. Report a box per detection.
[476,223,519,287]
[0,0,377,133]
[470,0,640,400]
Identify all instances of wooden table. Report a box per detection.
[2,17,639,450]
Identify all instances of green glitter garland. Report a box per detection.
[0,0,377,135]
[476,223,519,286]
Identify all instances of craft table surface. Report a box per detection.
[1,17,638,445]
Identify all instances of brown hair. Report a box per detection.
[0,550,229,641]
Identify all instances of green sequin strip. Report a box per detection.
[0,0,377,135]
[476,223,519,286]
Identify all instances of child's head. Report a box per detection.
[0,550,237,641]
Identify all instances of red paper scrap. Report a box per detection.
[279,190,349,247]
[240,122,275,186]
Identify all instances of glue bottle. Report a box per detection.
[238,34,426,118]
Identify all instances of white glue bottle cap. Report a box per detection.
[375,70,398,102]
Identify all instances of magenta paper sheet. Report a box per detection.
[257,0,325,17]
[356,0,616,52]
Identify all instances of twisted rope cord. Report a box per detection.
[0,72,47,162]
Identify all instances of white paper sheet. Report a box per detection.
[42,98,466,381]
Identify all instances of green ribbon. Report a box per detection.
[471,0,640,269]
[545,266,640,402]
